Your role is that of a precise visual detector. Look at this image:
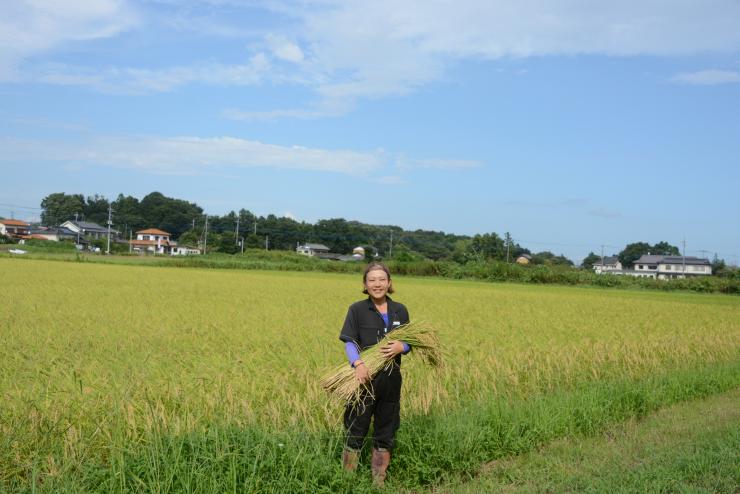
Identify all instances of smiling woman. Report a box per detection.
[338,262,411,486]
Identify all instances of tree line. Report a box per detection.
[37,192,732,273]
[38,191,580,264]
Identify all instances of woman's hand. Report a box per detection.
[380,340,405,359]
[353,360,370,384]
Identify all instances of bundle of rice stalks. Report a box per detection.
[321,321,444,405]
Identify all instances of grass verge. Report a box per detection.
[441,387,739,493]
[9,361,738,493]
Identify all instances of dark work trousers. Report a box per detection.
[344,365,402,451]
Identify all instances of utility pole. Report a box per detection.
[235,216,240,245]
[75,213,81,245]
[106,204,113,254]
[682,238,686,277]
[265,235,269,251]
[192,218,195,230]
[600,244,605,271]
[254,221,257,235]
[203,215,208,255]
[129,230,133,253]
[241,237,244,254]
[505,232,512,263]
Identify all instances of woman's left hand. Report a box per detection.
[380,340,405,358]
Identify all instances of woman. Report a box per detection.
[339,262,411,486]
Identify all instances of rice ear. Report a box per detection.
[321,322,443,406]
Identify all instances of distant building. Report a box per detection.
[593,256,622,273]
[29,226,81,242]
[515,254,532,265]
[61,220,118,240]
[171,245,201,256]
[631,255,711,279]
[0,219,30,238]
[296,243,330,256]
[593,254,712,279]
[129,228,176,255]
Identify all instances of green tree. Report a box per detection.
[40,193,85,226]
[651,241,680,256]
[391,243,423,262]
[244,233,262,249]
[218,231,240,254]
[581,252,601,270]
[470,233,505,260]
[531,251,574,266]
[177,230,199,248]
[112,194,144,238]
[139,192,203,238]
[83,194,110,225]
[618,242,652,268]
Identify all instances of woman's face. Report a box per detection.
[365,268,391,300]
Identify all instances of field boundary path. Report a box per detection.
[430,387,740,493]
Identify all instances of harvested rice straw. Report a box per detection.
[321,321,444,406]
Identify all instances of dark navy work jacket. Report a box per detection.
[339,296,410,353]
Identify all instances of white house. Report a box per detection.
[129,228,176,255]
[171,246,201,256]
[296,243,330,256]
[593,256,622,273]
[631,255,712,279]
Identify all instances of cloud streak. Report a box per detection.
[0,135,476,180]
[671,69,740,86]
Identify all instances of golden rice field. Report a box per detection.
[1,258,739,492]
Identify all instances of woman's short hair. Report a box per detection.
[362,262,394,294]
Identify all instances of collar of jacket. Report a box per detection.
[365,296,398,316]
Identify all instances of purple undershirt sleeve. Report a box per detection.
[402,341,411,354]
[345,341,361,366]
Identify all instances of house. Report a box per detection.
[60,220,118,240]
[129,228,176,255]
[631,255,712,279]
[515,254,532,265]
[29,226,81,242]
[296,243,331,256]
[593,256,622,273]
[0,219,30,238]
[171,245,201,256]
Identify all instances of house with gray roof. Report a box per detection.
[593,256,622,273]
[632,255,711,279]
[296,243,330,256]
[60,220,119,240]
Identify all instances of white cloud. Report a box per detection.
[373,175,405,185]
[5,1,740,113]
[221,104,346,122]
[671,69,740,85]
[0,134,479,180]
[0,0,138,80]
[395,157,483,171]
[266,33,304,63]
[35,53,275,93]
[0,135,379,176]
[588,207,622,219]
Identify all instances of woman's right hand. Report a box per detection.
[353,360,370,384]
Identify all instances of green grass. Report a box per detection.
[441,387,740,493]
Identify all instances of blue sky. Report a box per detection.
[1,1,739,263]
